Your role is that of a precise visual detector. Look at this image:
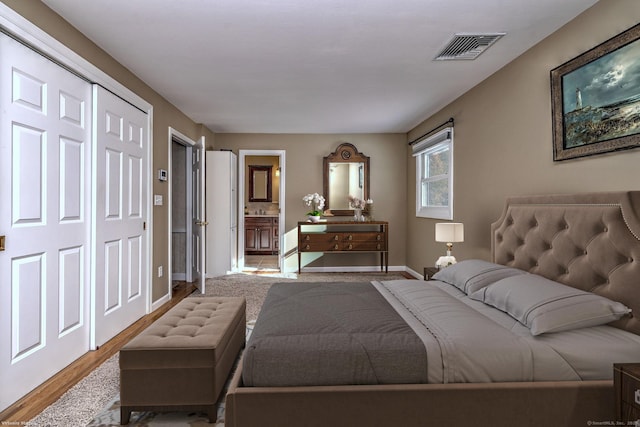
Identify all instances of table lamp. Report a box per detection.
[435,222,464,268]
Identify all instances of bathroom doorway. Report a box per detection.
[238,150,286,272]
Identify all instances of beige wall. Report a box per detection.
[406,0,640,273]
[8,0,638,280]
[216,133,407,269]
[3,0,216,302]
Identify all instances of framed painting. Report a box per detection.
[551,23,640,161]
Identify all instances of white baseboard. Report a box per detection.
[172,273,186,281]
[151,292,171,312]
[403,266,424,280]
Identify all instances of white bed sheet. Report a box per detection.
[373,279,640,382]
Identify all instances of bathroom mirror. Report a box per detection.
[249,165,272,202]
[323,143,370,216]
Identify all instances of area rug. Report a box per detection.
[31,272,408,427]
[197,271,408,320]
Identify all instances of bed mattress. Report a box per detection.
[242,278,640,387]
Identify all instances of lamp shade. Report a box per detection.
[435,222,464,243]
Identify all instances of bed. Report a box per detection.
[225,191,640,427]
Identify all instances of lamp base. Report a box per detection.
[435,255,457,269]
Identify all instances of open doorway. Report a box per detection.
[171,141,189,281]
[169,128,205,293]
[238,150,286,273]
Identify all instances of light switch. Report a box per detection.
[154,195,163,206]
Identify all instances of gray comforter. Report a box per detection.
[242,282,428,387]
[242,279,640,387]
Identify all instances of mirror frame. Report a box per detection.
[249,165,272,202]
[323,142,370,216]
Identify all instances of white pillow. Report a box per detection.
[431,259,526,294]
[469,274,631,336]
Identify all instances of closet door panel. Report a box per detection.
[0,33,92,412]
[91,85,149,348]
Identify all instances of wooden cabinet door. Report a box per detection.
[245,227,258,251]
[273,223,279,250]
[258,226,272,251]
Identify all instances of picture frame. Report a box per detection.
[551,23,640,161]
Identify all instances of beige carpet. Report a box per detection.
[27,272,409,427]
[198,271,408,320]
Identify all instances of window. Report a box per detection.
[413,128,453,219]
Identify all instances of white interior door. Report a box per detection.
[192,143,205,292]
[0,33,92,411]
[91,85,148,348]
[185,144,193,283]
[230,152,238,272]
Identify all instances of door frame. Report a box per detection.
[0,5,154,311]
[167,128,205,295]
[238,150,286,272]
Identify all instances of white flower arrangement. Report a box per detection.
[436,255,457,269]
[303,192,325,216]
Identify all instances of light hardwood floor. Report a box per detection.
[0,282,196,424]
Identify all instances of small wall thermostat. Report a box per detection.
[158,169,168,181]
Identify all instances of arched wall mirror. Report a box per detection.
[249,165,272,202]
[323,143,370,216]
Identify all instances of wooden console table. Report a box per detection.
[297,221,388,273]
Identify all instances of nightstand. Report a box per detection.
[423,267,439,281]
[614,363,640,424]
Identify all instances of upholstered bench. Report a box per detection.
[119,296,246,424]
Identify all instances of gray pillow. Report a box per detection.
[469,274,631,336]
[432,259,526,294]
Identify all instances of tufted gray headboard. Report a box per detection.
[491,191,640,335]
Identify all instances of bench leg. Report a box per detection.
[207,405,217,423]
[120,407,131,425]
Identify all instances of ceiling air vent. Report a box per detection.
[434,33,505,61]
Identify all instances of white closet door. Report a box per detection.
[91,85,148,348]
[0,33,92,411]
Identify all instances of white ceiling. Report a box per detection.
[42,0,598,134]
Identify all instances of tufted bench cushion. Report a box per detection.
[119,296,246,424]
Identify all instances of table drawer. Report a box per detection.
[246,217,274,225]
[621,373,640,410]
[341,241,386,251]
[621,402,640,423]
[300,241,387,252]
[615,363,640,423]
[299,232,385,243]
